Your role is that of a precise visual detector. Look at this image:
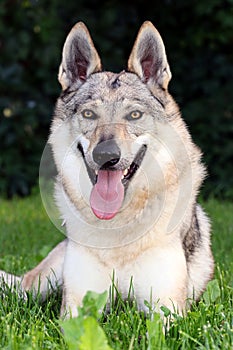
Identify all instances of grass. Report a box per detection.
[0,190,232,349]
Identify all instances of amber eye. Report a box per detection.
[81,109,98,119]
[126,110,143,120]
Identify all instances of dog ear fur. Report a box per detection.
[58,22,102,90]
[128,21,171,90]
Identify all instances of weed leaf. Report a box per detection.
[79,316,113,350]
[60,291,111,350]
[60,317,84,350]
[203,279,221,305]
[79,291,108,318]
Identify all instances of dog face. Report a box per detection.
[53,70,172,220]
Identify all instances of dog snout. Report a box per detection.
[92,139,121,168]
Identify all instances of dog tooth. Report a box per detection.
[95,170,98,175]
[123,169,128,176]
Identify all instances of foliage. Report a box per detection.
[0,0,233,198]
[60,291,112,350]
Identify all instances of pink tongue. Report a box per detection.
[90,170,124,220]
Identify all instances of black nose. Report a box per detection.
[92,139,121,168]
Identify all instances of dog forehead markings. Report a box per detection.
[86,77,148,109]
[89,71,139,91]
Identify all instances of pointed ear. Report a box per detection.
[58,22,102,90]
[128,21,171,90]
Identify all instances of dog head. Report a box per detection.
[50,22,198,224]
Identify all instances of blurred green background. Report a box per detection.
[0,0,233,198]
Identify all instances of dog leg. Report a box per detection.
[21,239,67,300]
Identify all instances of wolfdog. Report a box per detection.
[0,21,214,318]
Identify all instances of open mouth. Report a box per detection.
[78,143,147,220]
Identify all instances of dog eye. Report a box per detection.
[126,110,143,120]
[81,109,98,119]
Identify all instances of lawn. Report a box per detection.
[0,191,232,349]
